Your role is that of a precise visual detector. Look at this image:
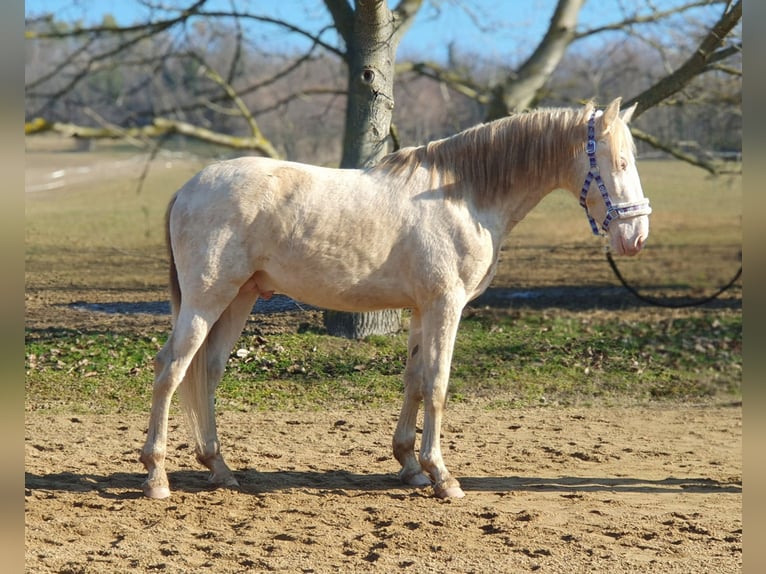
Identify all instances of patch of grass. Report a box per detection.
[25,308,741,414]
[449,309,741,406]
[217,331,407,410]
[25,330,162,413]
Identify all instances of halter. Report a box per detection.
[579,112,652,235]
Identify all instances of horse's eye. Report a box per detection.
[619,158,628,171]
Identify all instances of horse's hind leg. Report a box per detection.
[393,310,431,487]
[182,286,259,489]
[140,308,216,499]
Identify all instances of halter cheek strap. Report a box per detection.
[579,112,652,235]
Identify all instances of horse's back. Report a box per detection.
[167,157,415,308]
[175,157,382,219]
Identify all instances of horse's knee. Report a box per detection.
[403,377,423,402]
[153,345,170,377]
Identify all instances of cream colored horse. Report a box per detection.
[140,98,651,499]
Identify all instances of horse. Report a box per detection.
[139,97,651,500]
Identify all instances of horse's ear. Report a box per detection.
[600,97,622,134]
[620,102,638,124]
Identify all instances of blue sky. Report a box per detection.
[25,0,719,63]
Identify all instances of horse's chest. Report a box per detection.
[467,253,499,300]
[451,228,501,299]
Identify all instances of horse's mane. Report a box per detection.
[372,102,634,207]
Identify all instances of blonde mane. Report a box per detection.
[373,103,634,207]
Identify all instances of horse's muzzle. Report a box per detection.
[610,217,649,256]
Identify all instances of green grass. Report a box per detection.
[449,309,741,405]
[25,308,741,414]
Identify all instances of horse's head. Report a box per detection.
[577,98,651,256]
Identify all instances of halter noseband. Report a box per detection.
[579,112,652,235]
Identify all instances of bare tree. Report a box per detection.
[398,0,741,172]
[321,0,422,338]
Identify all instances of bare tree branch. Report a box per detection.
[392,0,424,38]
[486,0,585,117]
[707,43,742,68]
[26,1,209,115]
[395,60,490,103]
[251,87,346,116]
[25,35,99,92]
[192,55,276,154]
[197,9,344,57]
[708,62,741,76]
[25,117,281,157]
[149,27,335,120]
[574,0,723,39]
[25,0,208,39]
[630,126,739,175]
[25,0,739,177]
[323,0,354,52]
[624,0,741,118]
[225,5,244,86]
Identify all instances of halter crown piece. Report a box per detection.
[579,112,652,235]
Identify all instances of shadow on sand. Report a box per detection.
[25,468,741,501]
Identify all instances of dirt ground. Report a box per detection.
[25,403,741,573]
[25,143,742,573]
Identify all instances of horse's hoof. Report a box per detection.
[434,480,465,499]
[143,484,171,499]
[400,470,432,488]
[436,486,466,499]
[210,475,240,489]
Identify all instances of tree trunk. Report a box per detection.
[323,0,420,339]
[323,308,404,340]
[485,0,584,119]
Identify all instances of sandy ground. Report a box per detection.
[25,403,741,573]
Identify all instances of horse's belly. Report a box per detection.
[255,268,414,312]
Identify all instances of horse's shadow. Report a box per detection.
[24,469,741,501]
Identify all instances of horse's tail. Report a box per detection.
[165,192,212,458]
[165,192,181,322]
[178,341,211,459]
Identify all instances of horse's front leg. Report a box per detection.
[419,300,466,499]
[393,310,431,488]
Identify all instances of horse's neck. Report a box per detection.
[505,183,556,233]
[470,172,560,240]
[463,117,577,235]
